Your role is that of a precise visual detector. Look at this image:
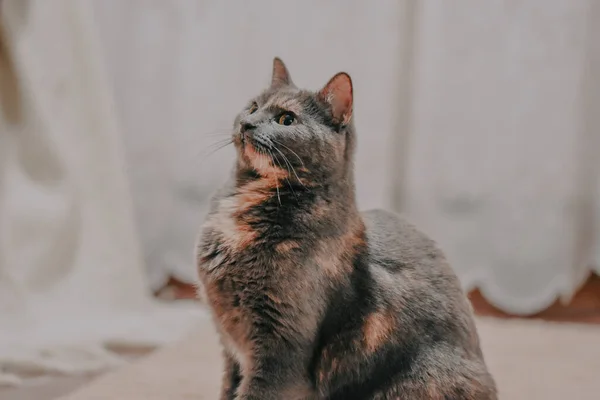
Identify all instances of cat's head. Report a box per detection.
[233,58,355,186]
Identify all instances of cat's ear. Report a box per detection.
[318,72,353,125]
[271,57,294,88]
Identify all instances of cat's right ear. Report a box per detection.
[318,72,353,126]
[271,57,294,88]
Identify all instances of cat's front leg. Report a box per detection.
[235,378,296,400]
[220,352,241,400]
[234,352,306,400]
[234,377,273,400]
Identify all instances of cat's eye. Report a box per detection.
[277,113,295,126]
[249,102,258,114]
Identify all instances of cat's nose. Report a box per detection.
[240,122,256,134]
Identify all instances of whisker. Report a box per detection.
[201,128,234,135]
[271,139,304,167]
[204,132,232,137]
[195,138,233,157]
[272,145,306,188]
[268,150,282,206]
[178,128,233,150]
[193,139,233,166]
[271,151,298,202]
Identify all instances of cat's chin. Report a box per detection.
[240,143,287,178]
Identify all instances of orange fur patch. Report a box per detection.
[275,240,301,254]
[244,145,275,175]
[208,198,258,253]
[205,281,254,374]
[208,163,289,253]
[318,349,338,384]
[426,385,444,400]
[363,310,396,353]
[235,174,286,214]
[241,145,289,212]
[317,217,366,279]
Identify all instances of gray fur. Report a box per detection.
[196,58,496,399]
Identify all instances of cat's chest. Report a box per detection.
[200,266,256,370]
[203,267,254,334]
[200,236,283,323]
[201,258,296,364]
[197,194,321,347]
[198,212,280,324]
[200,204,258,263]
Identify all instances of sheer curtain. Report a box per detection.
[402,0,600,314]
[92,0,407,288]
[91,0,600,315]
[0,0,201,386]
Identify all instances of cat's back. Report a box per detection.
[362,208,450,276]
[361,209,474,332]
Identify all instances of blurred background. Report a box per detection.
[1,0,599,398]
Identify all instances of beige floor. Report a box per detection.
[0,353,146,400]
[0,376,94,400]
[4,317,600,400]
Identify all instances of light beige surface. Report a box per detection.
[1,376,94,400]
[57,317,600,400]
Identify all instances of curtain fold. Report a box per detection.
[402,0,600,314]
[0,0,202,386]
[59,0,600,316]
[92,0,407,288]
[92,0,599,314]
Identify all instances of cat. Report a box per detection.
[196,58,497,400]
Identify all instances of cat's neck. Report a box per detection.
[230,166,359,238]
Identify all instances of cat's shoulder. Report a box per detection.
[360,209,446,268]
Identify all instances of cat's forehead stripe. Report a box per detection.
[264,93,302,115]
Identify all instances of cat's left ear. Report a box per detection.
[318,72,353,126]
[271,57,294,88]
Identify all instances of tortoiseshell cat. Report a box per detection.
[196,58,497,399]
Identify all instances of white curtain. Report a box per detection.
[403,0,600,314]
[92,0,600,315]
[91,0,408,288]
[0,0,201,386]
